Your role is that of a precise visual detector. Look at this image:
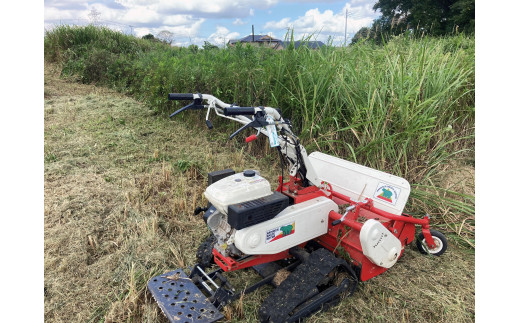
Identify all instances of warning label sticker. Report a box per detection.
[265,221,295,244]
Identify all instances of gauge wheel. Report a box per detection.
[416,230,448,256]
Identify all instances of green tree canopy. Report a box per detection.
[373,0,474,36]
[202,41,218,50]
[142,33,155,40]
[351,27,371,45]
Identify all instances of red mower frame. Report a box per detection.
[212,175,440,282]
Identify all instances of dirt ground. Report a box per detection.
[44,64,475,322]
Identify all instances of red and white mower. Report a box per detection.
[147,93,448,323]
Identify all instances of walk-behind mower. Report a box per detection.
[147,93,448,323]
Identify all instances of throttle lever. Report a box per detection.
[169,93,205,118]
[228,114,269,140]
[229,122,250,140]
[169,102,194,118]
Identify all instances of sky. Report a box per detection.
[44,0,381,46]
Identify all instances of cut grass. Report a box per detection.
[44,64,474,322]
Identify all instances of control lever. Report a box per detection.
[332,205,357,226]
[169,102,195,118]
[331,199,370,226]
[228,112,269,140]
[168,93,204,118]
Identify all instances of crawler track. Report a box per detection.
[258,248,357,323]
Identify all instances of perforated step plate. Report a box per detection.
[148,269,224,323]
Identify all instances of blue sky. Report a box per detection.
[44,0,381,46]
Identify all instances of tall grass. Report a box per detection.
[44,25,475,244]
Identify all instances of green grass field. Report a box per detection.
[44,26,475,322]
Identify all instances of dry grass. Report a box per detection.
[44,64,474,322]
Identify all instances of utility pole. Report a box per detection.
[344,8,348,45]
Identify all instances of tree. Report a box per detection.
[188,44,199,53]
[202,41,218,50]
[373,0,474,36]
[142,34,155,40]
[157,30,174,45]
[349,18,395,46]
[449,0,475,33]
[351,27,371,44]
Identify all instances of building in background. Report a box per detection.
[228,34,325,50]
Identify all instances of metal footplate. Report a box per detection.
[147,269,224,323]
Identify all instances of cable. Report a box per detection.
[276,146,285,185]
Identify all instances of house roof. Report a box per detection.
[228,35,326,49]
[281,40,326,49]
[229,34,282,44]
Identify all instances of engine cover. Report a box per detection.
[228,191,289,230]
[359,219,402,268]
[234,197,338,255]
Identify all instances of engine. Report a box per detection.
[204,170,289,257]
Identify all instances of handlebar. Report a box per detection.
[166,93,292,139]
[165,92,318,186]
[168,93,194,101]
[223,107,257,116]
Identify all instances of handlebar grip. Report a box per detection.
[223,107,256,116]
[331,219,342,226]
[168,93,194,101]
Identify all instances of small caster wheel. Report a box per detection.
[416,230,448,256]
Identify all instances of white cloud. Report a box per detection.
[208,26,240,46]
[351,0,375,4]
[264,17,291,30]
[263,2,379,44]
[163,15,197,26]
[46,0,278,25]
[44,6,77,20]
[115,0,276,18]
[122,7,161,24]
[44,0,378,47]
[233,18,246,25]
[135,19,205,38]
[282,0,339,2]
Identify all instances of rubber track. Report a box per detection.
[196,235,217,268]
[258,248,350,323]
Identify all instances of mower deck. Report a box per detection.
[147,269,224,323]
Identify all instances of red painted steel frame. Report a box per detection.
[329,190,437,249]
[213,248,292,272]
[212,176,438,280]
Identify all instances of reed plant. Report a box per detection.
[45,25,475,243]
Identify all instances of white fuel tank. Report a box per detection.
[204,171,271,215]
[359,219,402,268]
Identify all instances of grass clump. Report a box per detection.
[44,25,475,242]
[44,64,474,323]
